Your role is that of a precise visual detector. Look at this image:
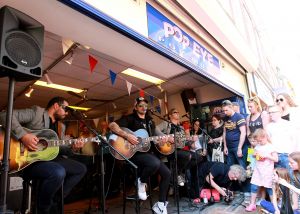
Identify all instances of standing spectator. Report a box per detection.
[222,100,247,168]
[207,114,224,161]
[275,92,298,121]
[245,129,278,212]
[246,96,269,138]
[232,102,241,113]
[266,105,298,169]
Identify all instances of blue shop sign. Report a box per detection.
[146,3,220,73]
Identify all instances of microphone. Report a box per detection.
[65,106,77,113]
[181,113,189,118]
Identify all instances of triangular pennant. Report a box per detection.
[149,95,154,105]
[62,38,74,55]
[88,55,98,73]
[139,90,145,97]
[109,70,117,85]
[93,118,100,128]
[158,99,162,108]
[126,81,132,95]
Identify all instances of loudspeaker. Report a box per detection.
[189,104,202,121]
[181,89,197,112]
[0,6,44,81]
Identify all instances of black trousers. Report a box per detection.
[131,152,171,202]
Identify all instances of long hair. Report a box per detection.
[274,168,290,200]
[289,152,300,185]
[276,92,298,107]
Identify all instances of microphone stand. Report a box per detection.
[150,110,182,214]
[69,110,137,214]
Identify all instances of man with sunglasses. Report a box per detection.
[109,97,171,214]
[0,96,87,214]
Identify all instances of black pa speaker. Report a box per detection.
[0,6,44,81]
[181,89,197,113]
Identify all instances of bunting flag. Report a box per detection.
[109,70,117,85]
[62,38,74,54]
[164,91,168,115]
[149,95,154,105]
[155,105,161,114]
[139,89,145,97]
[126,81,132,95]
[88,55,98,73]
[93,118,100,128]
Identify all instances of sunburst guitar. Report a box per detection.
[0,127,99,173]
[108,128,173,160]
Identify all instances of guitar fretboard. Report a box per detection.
[47,137,98,147]
[141,134,174,143]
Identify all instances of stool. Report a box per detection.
[122,163,153,214]
[21,179,64,214]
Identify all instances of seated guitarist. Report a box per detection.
[109,97,171,214]
[156,108,192,187]
[0,96,87,214]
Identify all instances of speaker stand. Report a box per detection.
[0,76,15,214]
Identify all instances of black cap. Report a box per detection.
[134,97,148,106]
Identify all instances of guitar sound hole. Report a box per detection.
[37,139,48,151]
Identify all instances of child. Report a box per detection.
[245,128,278,212]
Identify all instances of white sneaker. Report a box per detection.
[177,174,185,186]
[137,178,147,200]
[152,201,168,214]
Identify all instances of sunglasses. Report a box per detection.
[60,105,68,111]
[276,98,284,103]
[268,111,279,114]
[138,104,148,108]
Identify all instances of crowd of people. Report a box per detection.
[0,92,299,214]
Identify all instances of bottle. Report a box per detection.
[203,192,208,204]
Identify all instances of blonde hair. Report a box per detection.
[276,92,298,107]
[289,152,300,185]
[252,128,271,143]
[247,96,262,112]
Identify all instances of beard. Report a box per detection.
[54,112,66,121]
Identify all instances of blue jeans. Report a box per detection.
[275,153,289,169]
[23,156,87,211]
[251,184,273,195]
[226,145,248,169]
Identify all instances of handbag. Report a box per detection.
[212,138,224,163]
[199,173,221,202]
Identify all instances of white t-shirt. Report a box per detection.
[266,119,298,153]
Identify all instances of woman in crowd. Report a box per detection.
[245,128,278,212]
[275,92,298,121]
[246,96,269,138]
[288,152,300,211]
[207,114,224,161]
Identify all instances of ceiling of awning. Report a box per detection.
[0,1,226,118]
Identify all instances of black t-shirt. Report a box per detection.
[199,162,231,188]
[49,117,58,133]
[209,126,223,139]
[116,112,156,136]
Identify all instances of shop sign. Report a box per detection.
[146,3,220,74]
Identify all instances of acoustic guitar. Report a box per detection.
[0,127,99,173]
[108,128,173,160]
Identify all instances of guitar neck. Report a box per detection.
[47,137,97,147]
[142,134,174,143]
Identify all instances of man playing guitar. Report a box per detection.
[0,97,87,214]
[109,97,171,214]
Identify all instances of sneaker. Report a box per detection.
[137,178,147,200]
[245,204,256,212]
[152,201,168,214]
[177,174,185,186]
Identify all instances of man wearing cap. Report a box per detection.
[221,100,247,168]
[109,97,171,214]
